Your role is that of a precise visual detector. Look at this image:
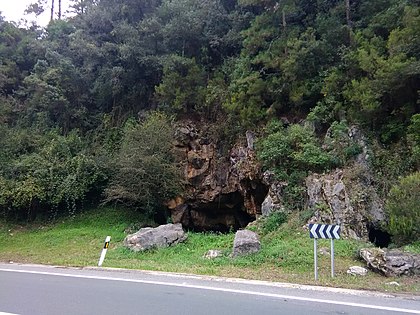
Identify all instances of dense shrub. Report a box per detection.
[0,129,105,220]
[323,121,363,165]
[407,114,420,169]
[385,172,420,245]
[257,120,335,211]
[104,112,181,218]
[262,211,288,234]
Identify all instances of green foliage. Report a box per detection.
[0,0,419,230]
[257,120,335,210]
[155,56,206,115]
[407,114,420,168]
[104,112,181,218]
[261,211,288,234]
[0,128,105,221]
[385,172,420,246]
[258,121,335,173]
[323,121,363,165]
[370,140,415,197]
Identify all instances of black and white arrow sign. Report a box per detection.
[309,224,340,239]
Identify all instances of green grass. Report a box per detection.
[0,207,419,294]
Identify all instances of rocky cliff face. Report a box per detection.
[305,168,385,240]
[167,122,268,232]
[169,122,387,241]
[305,126,387,242]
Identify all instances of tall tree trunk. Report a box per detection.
[50,0,55,21]
[58,0,62,19]
[282,8,288,56]
[345,0,353,45]
[345,0,351,27]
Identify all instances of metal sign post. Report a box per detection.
[331,239,334,277]
[98,236,111,267]
[314,238,318,281]
[309,224,340,281]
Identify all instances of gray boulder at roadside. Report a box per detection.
[360,248,420,277]
[232,230,260,257]
[124,223,187,252]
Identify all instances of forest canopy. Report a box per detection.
[0,0,418,224]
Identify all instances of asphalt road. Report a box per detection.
[0,264,419,315]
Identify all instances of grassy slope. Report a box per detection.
[0,207,419,294]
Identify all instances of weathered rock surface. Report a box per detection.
[360,248,420,277]
[124,223,187,251]
[305,126,386,240]
[168,122,268,231]
[232,230,261,257]
[347,266,368,276]
[261,171,287,216]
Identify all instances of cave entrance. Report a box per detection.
[368,224,391,248]
[172,179,269,233]
[190,191,253,233]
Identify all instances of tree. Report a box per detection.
[104,112,181,218]
[155,56,206,115]
[385,172,420,245]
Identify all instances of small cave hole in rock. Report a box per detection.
[368,224,391,248]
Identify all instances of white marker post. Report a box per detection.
[98,236,111,267]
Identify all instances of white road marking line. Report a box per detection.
[1,268,419,314]
[0,312,19,315]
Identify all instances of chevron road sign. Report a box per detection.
[309,224,341,280]
[309,224,340,239]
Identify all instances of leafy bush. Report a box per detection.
[257,120,335,211]
[262,211,288,234]
[0,128,105,220]
[370,140,414,197]
[155,56,206,115]
[104,112,181,218]
[385,172,420,245]
[323,121,363,165]
[407,114,420,168]
[258,122,335,173]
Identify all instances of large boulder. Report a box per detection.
[360,248,420,277]
[124,223,187,252]
[232,230,261,257]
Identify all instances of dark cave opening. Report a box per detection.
[368,224,391,248]
[189,191,253,233]
[169,179,270,233]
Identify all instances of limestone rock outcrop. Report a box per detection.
[168,122,268,231]
[260,171,287,216]
[305,126,386,240]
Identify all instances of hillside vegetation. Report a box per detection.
[0,0,419,246]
